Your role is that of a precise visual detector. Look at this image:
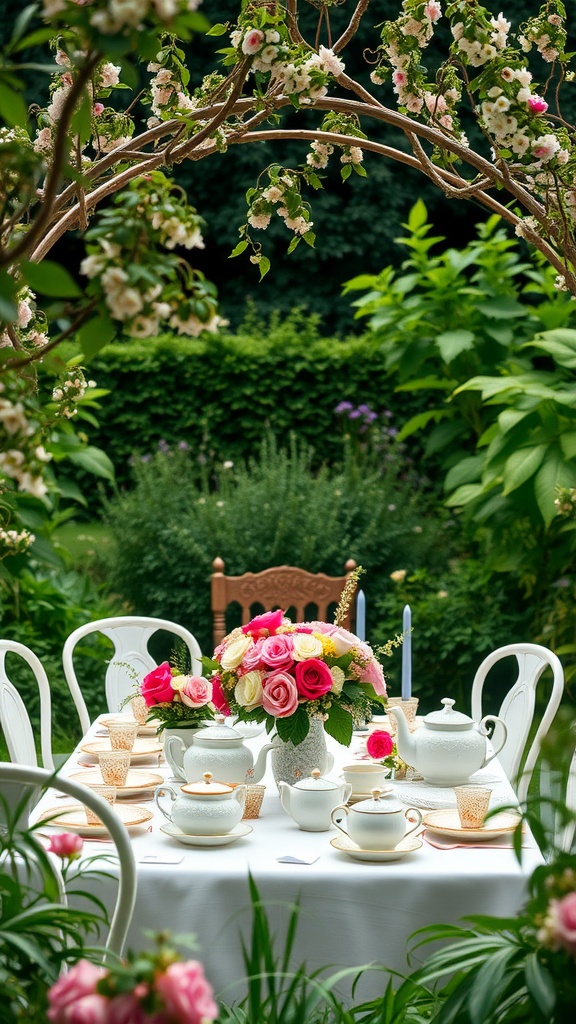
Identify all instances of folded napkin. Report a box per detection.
[424,830,532,851]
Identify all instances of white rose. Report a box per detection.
[292,633,324,661]
[235,671,264,709]
[221,634,253,671]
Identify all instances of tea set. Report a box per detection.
[154,696,506,856]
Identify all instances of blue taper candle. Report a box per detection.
[356,590,366,642]
[401,604,412,700]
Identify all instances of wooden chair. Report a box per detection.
[471,643,564,804]
[211,557,357,647]
[63,616,202,735]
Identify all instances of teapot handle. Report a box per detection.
[403,807,423,839]
[479,714,508,767]
[165,736,187,781]
[155,783,177,821]
[330,803,349,836]
[233,784,247,812]
[324,752,335,774]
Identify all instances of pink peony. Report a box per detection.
[61,995,109,1024]
[241,636,265,672]
[260,633,295,672]
[154,960,218,1024]
[366,729,394,760]
[262,671,299,717]
[241,609,284,638]
[180,675,212,708]
[294,658,333,700]
[140,662,174,706]
[210,675,231,716]
[46,832,84,859]
[47,961,105,1023]
[549,892,576,956]
[528,95,548,114]
[357,656,387,697]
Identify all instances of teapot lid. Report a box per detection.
[196,714,242,743]
[423,698,473,730]
[292,769,338,792]
[352,786,399,813]
[181,771,234,796]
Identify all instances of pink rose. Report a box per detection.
[180,676,212,709]
[108,993,146,1024]
[47,961,105,1023]
[140,662,174,706]
[93,102,105,115]
[241,609,284,638]
[241,636,265,672]
[262,671,299,717]
[260,634,295,672]
[46,832,84,859]
[61,995,109,1024]
[357,656,387,697]
[528,95,548,114]
[155,961,218,1024]
[550,892,576,955]
[210,675,231,716]
[366,730,394,760]
[294,658,333,700]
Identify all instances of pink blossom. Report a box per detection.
[140,662,174,706]
[47,961,105,1023]
[528,95,548,114]
[367,730,394,759]
[61,995,109,1024]
[108,993,146,1024]
[180,676,212,708]
[294,658,333,700]
[241,636,265,671]
[549,892,576,956]
[210,675,231,716]
[241,29,265,55]
[154,960,218,1024]
[241,609,284,638]
[262,671,299,717]
[424,1,442,23]
[45,832,84,859]
[260,634,295,672]
[93,102,104,115]
[357,656,387,696]
[392,70,407,87]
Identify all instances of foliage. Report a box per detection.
[99,435,449,659]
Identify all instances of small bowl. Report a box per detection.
[341,764,391,794]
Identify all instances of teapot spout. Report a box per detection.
[387,706,416,768]
[248,742,274,783]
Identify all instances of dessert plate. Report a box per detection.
[100,714,160,737]
[80,737,163,763]
[39,802,153,837]
[422,809,522,841]
[160,822,253,847]
[68,769,163,799]
[330,834,423,862]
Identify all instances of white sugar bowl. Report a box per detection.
[331,786,422,850]
[155,771,246,835]
[279,769,352,832]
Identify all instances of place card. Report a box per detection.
[139,853,185,865]
[277,853,320,865]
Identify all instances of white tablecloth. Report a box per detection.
[34,720,543,1004]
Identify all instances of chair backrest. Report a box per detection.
[471,642,564,804]
[62,616,203,735]
[0,640,55,772]
[0,762,137,958]
[558,747,576,854]
[210,557,357,647]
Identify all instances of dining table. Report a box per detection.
[32,713,544,1005]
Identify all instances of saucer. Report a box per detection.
[422,809,522,841]
[68,769,163,799]
[80,737,163,763]
[160,822,253,847]
[40,802,153,837]
[330,834,423,862]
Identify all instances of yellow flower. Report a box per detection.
[319,635,336,657]
[220,634,253,671]
[292,633,324,661]
[235,671,264,710]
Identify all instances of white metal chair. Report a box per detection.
[0,762,137,958]
[471,642,564,804]
[62,615,203,735]
[558,747,576,853]
[0,639,55,772]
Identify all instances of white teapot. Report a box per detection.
[279,769,352,832]
[166,715,274,784]
[155,772,246,835]
[388,697,508,786]
[331,787,423,850]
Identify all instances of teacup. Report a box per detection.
[341,763,391,795]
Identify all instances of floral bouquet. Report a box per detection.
[138,660,215,733]
[204,608,388,748]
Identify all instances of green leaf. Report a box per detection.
[524,954,556,1017]
[435,329,475,362]
[21,260,81,298]
[525,329,576,368]
[259,257,270,280]
[445,484,484,507]
[287,236,300,254]
[77,314,116,359]
[302,231,316,248]
[341,164,352,181]
[503,445,547,495]
[560,431,576,459]
[229,240,248,258]
[275,708,310,745]
[324,702,353,747]
[407,198,428,231]
[0,82,28,126]
[66,446,115,481]
[476,296,527,319]
[206,23,229,35]
[445,456,484,492]
[535,450,575,526]
[397,409,446,441]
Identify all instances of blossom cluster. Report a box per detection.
[52,368,96,419]
[0,285,50,355]
[555,486,576,517]
[0,525,35,559]
[139,660,215,730]
[209,609,386,743]
[47,951,217,1024]
[0,378,52,501]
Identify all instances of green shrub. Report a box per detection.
[99,435,449,659]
